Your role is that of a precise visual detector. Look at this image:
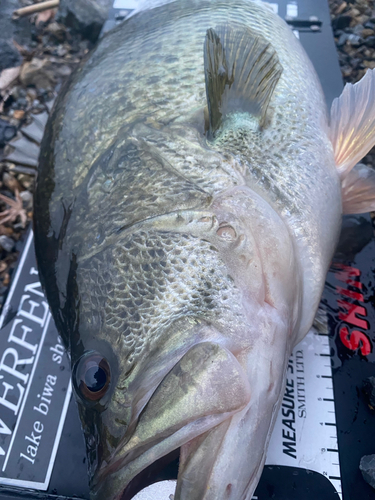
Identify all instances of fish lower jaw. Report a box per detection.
[90,330,292,500]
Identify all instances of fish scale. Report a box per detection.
[66,136,211,262]
[78,228,243,369]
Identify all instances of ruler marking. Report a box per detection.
[327,448,339,453]
[329,476,341,480]
[321,375,332,379]
[323,398,335,402]
[325,422,336,426]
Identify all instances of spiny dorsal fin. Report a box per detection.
[204,25,283,137]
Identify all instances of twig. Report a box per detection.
[13,0,60,19]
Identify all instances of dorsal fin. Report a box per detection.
[204,25,283,138]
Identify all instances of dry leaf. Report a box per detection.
[12,39,32,57]
[0,66,21,92]
[36,8,57,26]
[20,58,55,89]
[0,190,27,228]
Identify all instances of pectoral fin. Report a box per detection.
[204,25,283,137]
[330,69,375,178]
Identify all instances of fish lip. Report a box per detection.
[89,444,143,498]
[90,447,180,500]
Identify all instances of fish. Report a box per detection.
[33,1,375,499]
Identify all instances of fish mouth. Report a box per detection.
[117,448,179,500]
[90,341,252,500]
[89,316,293,500]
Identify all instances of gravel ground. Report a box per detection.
[0,0,374,312]
[328,0,375,169]
[0,2,92,310]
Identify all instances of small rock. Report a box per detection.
[57,0,113,42]
[56,45,68,57]
[362,28,375,38]
[341,65,353,77]
[32,104,47,114]
[335,2,347,15]
[3,172,22,193]
[0,235,14,253]
[17,174,33,190]
[19,190,33,208]
[27,88,38,100]
[348,34,363,46]
[346,8,361,17]
[338,51,349,64]
[360,455,375,489]
[55,65,72,77]
[0,119,17,148]
[357,15,370,26]
[0,226,12,237]
[353,24,365,35]
[364,36,375,48]
[364,60,375,69]
[356,69,366,80]
[338,33,350,46]
[16,97,28,109]
[16,88,27,99]
[45,22,66,42]
[20,58,56,90]
[36,88,50,100]
[332,15,352,30]
[348,57,362,69]
[79,39,91,52]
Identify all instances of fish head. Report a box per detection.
[62,157,303,500]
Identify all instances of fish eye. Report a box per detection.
[74,352,111,402]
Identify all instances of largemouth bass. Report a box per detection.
[34,1,375,499]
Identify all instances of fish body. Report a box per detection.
[34,1,375,499]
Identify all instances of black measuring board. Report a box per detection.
[324,215,375,500]
[1,0,374,499]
